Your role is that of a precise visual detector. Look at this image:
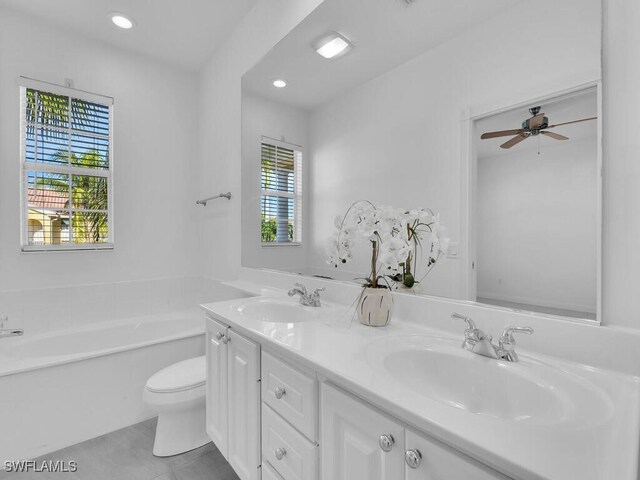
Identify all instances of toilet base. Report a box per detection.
[153,406,210,457]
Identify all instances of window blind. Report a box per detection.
[260,140,302,244]
[20,80,113,251]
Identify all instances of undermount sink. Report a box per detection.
[235,297,333,323]
[366,334,612,427]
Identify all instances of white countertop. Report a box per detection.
[201,292,640,480]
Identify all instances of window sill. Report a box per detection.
[261,242,302,248]
[22,244,114,253]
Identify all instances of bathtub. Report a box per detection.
[0,309,206,460]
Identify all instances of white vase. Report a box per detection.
[357,287,393,327]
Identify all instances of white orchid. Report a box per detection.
[327,200,449,289]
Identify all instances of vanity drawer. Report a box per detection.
[262,403,318,480]
[262,462,285,480]
[262,351,318,440]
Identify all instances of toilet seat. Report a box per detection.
[146,356,206,393]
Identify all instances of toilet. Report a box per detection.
[143,355,209,457]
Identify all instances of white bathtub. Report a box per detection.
[0,309,206,460]
[0,310,203,373]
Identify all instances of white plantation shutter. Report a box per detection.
[260,138,302,244]
[19,78,114,251]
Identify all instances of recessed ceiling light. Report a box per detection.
[314,32,353,59]
[273,79,287,88]
[110,13,135,29]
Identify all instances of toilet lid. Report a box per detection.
[146,355,206,393]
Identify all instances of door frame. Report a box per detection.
[459,79,602,324]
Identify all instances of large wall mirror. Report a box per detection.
[241,0,602,323]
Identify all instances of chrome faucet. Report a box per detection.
[451,313,533,362]
[288,283,325,307]
[495,326,534,362]
[0,316,23,339]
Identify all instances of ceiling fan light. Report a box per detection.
[314,33,353,59]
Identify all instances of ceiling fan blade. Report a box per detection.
[546,116,597,129]
[541,131,569,141]
[500,133,529,149]
[481,129,524,139]
[528,113,545,129]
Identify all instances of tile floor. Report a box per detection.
[0,418,239,480]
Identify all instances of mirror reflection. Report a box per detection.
[241,0,601,322]
[475,89,598,320]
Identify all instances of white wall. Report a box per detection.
[306,0,600,299]
[0,10,200,291]
[602,0,640,330]
[241,92,310,271]
[476,139,597,313]
[196,0,325,282]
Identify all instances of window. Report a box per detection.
[260,139,302,245]
[20,79,113,251]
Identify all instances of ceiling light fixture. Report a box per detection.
[314,32,353,59]
[273,79,287,88]
[110,13,135,29]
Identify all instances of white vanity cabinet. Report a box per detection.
[206,316,261,480]
[321,383,510,480]
[404,428,511,480]
[205,309,515,480]
[321,382,405,480]
[261,351,319,480]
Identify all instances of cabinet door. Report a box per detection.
[227,329,261,480]
[206,317,228,458]
[321,383,404,480]
[405,428,511,480]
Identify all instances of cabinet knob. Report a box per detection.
[274,387,286,399]
[215,331,224,340]
[378,434,395,452]
[221,335,230,344]
[275,447,287,460]
[405,449,422,469]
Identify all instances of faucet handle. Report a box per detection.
[312,287,325,296]
[499,326,534,344]
[294,283,308,294]
[451,313,476,332]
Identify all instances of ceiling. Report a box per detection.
[242,0,523,110]
[0,0,258,71]
[476,88,598,158]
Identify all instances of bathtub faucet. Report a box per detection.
[0,328,24,339]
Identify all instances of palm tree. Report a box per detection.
[35,150,108,243]
[28,88,109,244]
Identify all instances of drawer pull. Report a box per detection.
[274,387,286,399]
[275,447,287,460]
[405,449,422,469]
[378,434,395,452]
[221,335,230,344]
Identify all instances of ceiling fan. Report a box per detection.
[480,106,597,149]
